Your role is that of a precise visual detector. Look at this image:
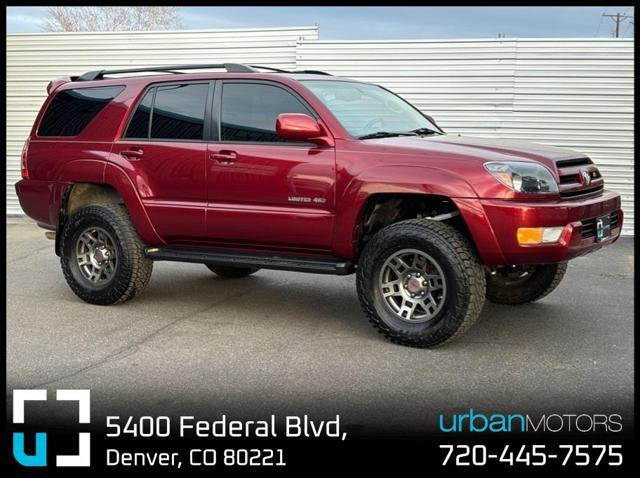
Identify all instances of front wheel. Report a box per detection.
[485,263,567,305]
[357,219,486,348]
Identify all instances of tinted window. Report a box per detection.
[124,89,154,139]
[38,86,124,136]
[150,83,208,140]
[221,83,312,142]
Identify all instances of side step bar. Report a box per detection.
[145,247,354,275]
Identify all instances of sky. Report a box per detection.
[6,6,635,39]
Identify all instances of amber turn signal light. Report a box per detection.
[517,227,565,245]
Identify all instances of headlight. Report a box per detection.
[484,161,558,194]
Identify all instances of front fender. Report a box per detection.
[332,165,479,258]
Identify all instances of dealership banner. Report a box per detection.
[5,388,635,474]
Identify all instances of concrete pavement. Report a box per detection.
[6,222,634,433]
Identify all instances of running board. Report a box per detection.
[145,247,354,275]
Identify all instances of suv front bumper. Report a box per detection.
[456,190,623,266]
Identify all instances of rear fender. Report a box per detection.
[53,161,164,248]
[103,162,165,246]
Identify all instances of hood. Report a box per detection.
[365,134,584,171]
[359,134,601,199]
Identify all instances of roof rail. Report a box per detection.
[75,63,332,82]
[247,65,290,73]
[249,65,332,76]
[76,63,257,81]
[293,70,333,76]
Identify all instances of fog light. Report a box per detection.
[517,227,565,245]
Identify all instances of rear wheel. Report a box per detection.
[60,204,153,305]
[205,264,259,278]
[485,263,567,305]
[357,218,486,348]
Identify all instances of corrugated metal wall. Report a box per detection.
[7,32,634,235]
[6,27,319,215]
[297,38,634,235]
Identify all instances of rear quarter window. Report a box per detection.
[38,86,124,137]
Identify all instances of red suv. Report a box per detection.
[15,63,623,347]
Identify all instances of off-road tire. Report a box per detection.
[357,218,486,348]
[60,204,153,305]
[205,265,260,278]
[486,263,567,305]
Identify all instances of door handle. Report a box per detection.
[210,151,237,164]
[121,147,144,160]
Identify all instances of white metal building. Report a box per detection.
[6,29,634,235]
[298,38,635,235]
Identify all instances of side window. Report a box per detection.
[220,83,313,142]
[124,88,154,139]
[38,86,124,137]
[151,83,208,140]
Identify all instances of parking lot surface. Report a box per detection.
[7,221,634,433]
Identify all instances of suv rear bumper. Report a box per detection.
[15,178,56,227]
[455,190,623,266]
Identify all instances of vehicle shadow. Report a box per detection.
[128,264,567,345]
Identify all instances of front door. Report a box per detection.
[206,80,336,251]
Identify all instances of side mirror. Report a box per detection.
[276,113,329,145]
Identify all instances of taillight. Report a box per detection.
[20,140,29,179]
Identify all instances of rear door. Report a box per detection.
[205,80,336,251]
[112,81,212,243]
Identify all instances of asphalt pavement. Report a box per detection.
[6,220,634,434]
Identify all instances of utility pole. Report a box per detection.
[602,12,633,38]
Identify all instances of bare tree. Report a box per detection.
[42,6,181,32]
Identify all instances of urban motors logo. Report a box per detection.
[12,389,91,467]
[439,408,623,433]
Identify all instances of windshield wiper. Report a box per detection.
[357,131,417,140]
[410,128,441,136]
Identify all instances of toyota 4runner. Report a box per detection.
[15,63,623,348]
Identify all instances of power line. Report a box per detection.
[595,8,607,36]
[602,12,634,38]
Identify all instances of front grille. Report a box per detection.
[555,157,604,199]
[559,175,579,185]
[557,157,593,169]
[581,210,619,239]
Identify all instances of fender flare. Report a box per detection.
[331,165,481,258]
[103,162,166,246]
[53,160,165,248]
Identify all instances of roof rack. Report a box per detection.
[293,70,333,76]
[76,63,332,81]
[248,65,332,76]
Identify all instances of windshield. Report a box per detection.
[301,80,440,139]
